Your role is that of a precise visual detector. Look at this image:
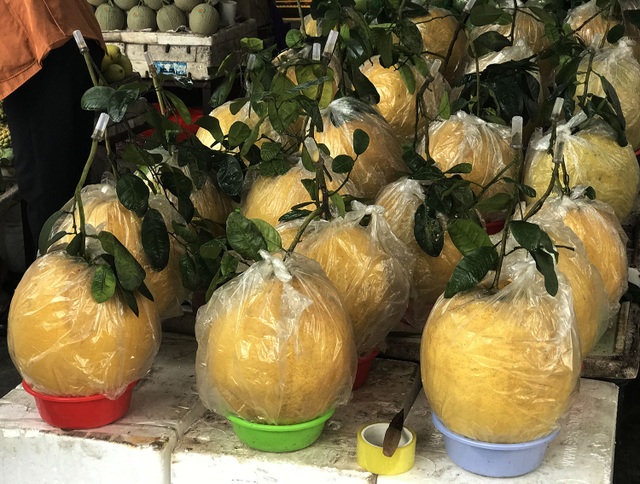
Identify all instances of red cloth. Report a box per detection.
[141,103,203,142]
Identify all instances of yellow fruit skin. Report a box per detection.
[376,178,462,327]
[524,127,640,221]
[411,8,468,83]
[8,251,161,398]
[421,279,580,443]
[242,163,359,227]
[360,56,447,144]
[429,112,516,201]
[196,254,356,424]
[561,203,628,309]
[296,223,410,356]
[314,99,408,199]
[54,185,186,320]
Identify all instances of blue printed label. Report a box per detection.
[154,61,188,76]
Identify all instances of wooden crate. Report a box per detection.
[101,19,257,81]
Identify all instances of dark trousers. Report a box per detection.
[3,39,103,258]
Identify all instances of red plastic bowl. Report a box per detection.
[22,380,137,429]
[353,350,380,389]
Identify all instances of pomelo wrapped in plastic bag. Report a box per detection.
[195,251,357,425]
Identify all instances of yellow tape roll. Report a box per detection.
[357,422,416,475]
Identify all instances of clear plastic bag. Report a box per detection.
[375,177,462,327]
[565,0,616,49]
[421,257,581,444]
[360,55,449,143]
[8,250,161,398]
[574,39,640,150]
[287,201,412,356]
[524,120,640,221]
[53,182,187,320]
[428,111,516,201]
[195,250,357,425]
[314,97,408,199]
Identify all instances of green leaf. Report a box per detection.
[445,163,472,174]
[438,91,451,119]
[395,19,423,52]
[209,70,236,109]
[353,128,370,156]
[444,246,498,298]
[164,90,192,125]
[251,218,283,251]
[301,178,318,202]
[81,86,115,111]
[226,211,267,260]
[259,158,291,176]
[195,116,224,145]
[286,29,304,48]
[178,196,195,223]
[228,121,251,148]
[448,219,493,257]
[91,264,117,303]
[121,143,162,167]
[200,238,226,261]
[38,210,66,255]
[137,281,154,302]
[107,89,140,123]
[398,64,416,95]
[141,209,170,271]
[606,24,625,44]
[260,142,282,162]
[509,220,556,255]
[584,186,597,200]
[279,209,312,222]
[179,253,198,291]
[98,231,146,292]
[330,192,346,216]
[599,75,627,132]
[530,249,558,296]
[160,166,193,199]
[220,251,239,277]
[469,3,508,26]
[172,221,200,244]
[65,233,83,256]
[472,31,511,57]
[116,173,149,217]
[473,192,513,212]
[625,10,640,29]
[332,154,355,173]
[216,154,244,197]
[240,37,264,52]
[215,53,236,77]
[301,142,316,172]
[120,288,139,317]
[414,203,444,257]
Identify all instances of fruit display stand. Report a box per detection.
[0,332,618,483]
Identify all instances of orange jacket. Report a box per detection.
[0,0,105,99]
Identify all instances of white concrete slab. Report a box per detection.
[0,333,206,484]
[173,376,617,484]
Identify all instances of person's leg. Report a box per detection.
[3,39,99,250]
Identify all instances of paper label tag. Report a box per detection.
[153,61,188,76]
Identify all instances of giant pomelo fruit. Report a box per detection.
[421,263,580,443]
[314,97,408,199]
[196,252,356,424]
[8,251,161,397]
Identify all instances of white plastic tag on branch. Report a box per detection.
[304,137,320,163]
[92,113,110,140]
[511,116,523,149]
[73,30,88,52]
[324,30,339,59]
[553,140,565,165]
[463,0,477,13]
[430,59,442,78]
[552,97,564,121]
[566,110,587,130]
[259,250,292,283]
[247,54,256,71]
[312,43,322,62]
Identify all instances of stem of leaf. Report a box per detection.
[73,138,99,259]
[286,206,323,254]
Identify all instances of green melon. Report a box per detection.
[156,4,187,32]
[143,0,164,10]
[95,4,126,31]
[114,0,139,10]
[175,0,203,12]
[189,3,220,35]
[127,5,158,30]
[87,0,107,7]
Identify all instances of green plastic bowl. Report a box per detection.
[227,409,335,452]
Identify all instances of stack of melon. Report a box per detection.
[92,0,220,35]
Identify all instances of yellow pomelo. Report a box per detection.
[191,179,237,224]
[242,163,361,227]
[360,56,448,143]
[565,0,615,50]
[375,178,462,326]
[285,62,339,109]
[561,201,628,308]
[314,98,408,199]
[421,274,580,443]
[429,112,516,200]
[197,254,356,424]
[523,125,640,221]
[411,8,468,83]
[296,222,410,355]
[8,251,161,397]
[54,185,186,320]
[574,42,640,150]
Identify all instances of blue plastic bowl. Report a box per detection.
[432,414,560,477]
